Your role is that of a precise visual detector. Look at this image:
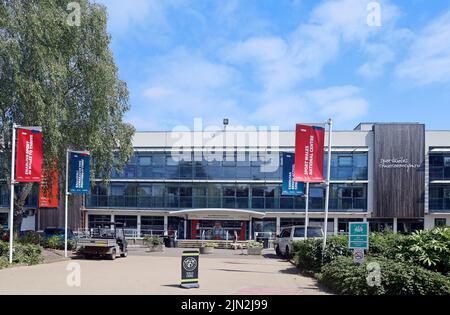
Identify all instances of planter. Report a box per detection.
[247,247,263,255]
[200,247,214,254]
[148,244,165,252]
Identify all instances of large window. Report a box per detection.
[0,213,8,229]
[87,183,367,211]
[429,185,450,211]
[430,154,450,180]
[109,151,368,181]
[88,215,111,228]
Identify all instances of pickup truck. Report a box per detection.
[76,222,128,260]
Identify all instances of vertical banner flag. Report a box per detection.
[294,124,325,183]
[39,164,59,208]
[282,153,304,195]
[69,152,91,194]
[15,128,43,182]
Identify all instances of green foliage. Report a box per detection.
[368,231,408,259]
[0,0,135,230]
[405,227,450,273]
[292,236,351,273]
[247,241,263,249]
[18,231,44,245]
[143,235,164,246]
[0,256,8,269]
[319,256,450,295]
[41,236,76,250]
[0,241,43,266]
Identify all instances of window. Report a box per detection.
[138,156,152,166]
[435,218,447,227]
[338,156,353,167]
[445,157,450,167]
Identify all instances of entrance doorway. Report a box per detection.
[191,220,247,241]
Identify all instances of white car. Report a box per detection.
[275,225,324,257]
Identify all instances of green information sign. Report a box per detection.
[349,222,369,250]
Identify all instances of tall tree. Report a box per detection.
[0,0,135,234]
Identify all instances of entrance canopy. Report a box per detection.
[169,209,265,220]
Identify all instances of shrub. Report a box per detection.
[0,256,8,270]
[0,241,43,266]
[45,236,62,250]
[292,236,351,273]
[18,231,44,245]
[404,227,450,274]
[319,256,450,295]
[247,241,263,249]
[143,235,164,246]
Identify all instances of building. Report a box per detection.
[1,122,450,239]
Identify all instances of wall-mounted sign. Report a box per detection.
[69,152,91,194]
[15,128,43,183]
[378,157,421,169]
[282,153,304,196]
[181,250,199,288]
[294,124,325,183]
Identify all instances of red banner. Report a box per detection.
[294,124,325,183]
[39,165,59,208]
[15,128,43,182]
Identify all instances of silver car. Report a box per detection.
[275,225,324,257]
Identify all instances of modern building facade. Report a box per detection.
[1,122,449,239]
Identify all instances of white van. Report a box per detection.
[275,226,324,257]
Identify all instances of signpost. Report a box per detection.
[181,250,200,289]
[349,222,369,249]
[349,222,369,264]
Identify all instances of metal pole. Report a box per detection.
[64,149,70,258]
[323,119,333,252]
[9,124,17,264]
[305,182,310,240]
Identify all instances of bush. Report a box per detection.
[18,231,44,246]
[0,241,43,266]
[247,241,263,249]
[41,236,76,251]
[292,236,351,273]
[0,256,8,270]
[318,256,450,295]
[143,235,164,246]
[404,228,450,274]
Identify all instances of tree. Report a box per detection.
[0,0,135,234]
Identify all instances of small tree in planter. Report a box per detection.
[247,241,263,255]
[200,242,217,254]
[144,236,165,252]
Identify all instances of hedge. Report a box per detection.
[318,256,450,295]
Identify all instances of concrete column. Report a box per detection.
[393,218,398,233]
[164,215,168,236]
[276,217,281,236]
[137,214,142,238]
[363,217,368,223]
[110,214,115,231]
[249,217,252,240]
[334,217,338,236]
[184,217,187,239]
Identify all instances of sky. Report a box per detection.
[94,0,450,131]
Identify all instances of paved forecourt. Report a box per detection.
[0,248,328,295]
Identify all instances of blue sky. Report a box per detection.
[95,0,450,131]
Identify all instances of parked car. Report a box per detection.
[275,225,324,257]
[43,228,75,241]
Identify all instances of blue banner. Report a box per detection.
[69,152,91,194]
[282,153,304,196]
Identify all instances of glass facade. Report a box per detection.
[87,182,368,212]
[108,151,368,181]
[0,184,39,208]
[87,151,369,212]
[429,184,450,211]
[429,153,450,180]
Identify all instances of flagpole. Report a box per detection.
[305,182,310,239]
[64,149,70,258]
[9,124,17,264]
[322,119,333,252]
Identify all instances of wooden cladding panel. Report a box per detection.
[373,124,425,218]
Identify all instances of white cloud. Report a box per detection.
[396,10,450,85]
[358,43,395,78]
